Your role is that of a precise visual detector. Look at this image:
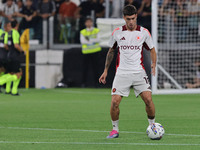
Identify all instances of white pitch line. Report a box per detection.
[0,141,200,146]
[0,126,200,137]
[51,89,111,95]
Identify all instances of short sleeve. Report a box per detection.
[143,28,154,50]
[4,32,8,44]
[13,30,20,44]
[108,28,119,48]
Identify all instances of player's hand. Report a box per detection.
[99,71,107,84]
[151,63,156,76]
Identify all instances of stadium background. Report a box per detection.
[0,0,200,149]
[0,0,198,94]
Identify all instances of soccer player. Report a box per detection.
[99,5,157,138]
[0,22,11,93]
[0,23,4,93]
[0,20,25,95]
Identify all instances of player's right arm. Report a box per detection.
[99,47,115,84]
[99,27,119,84]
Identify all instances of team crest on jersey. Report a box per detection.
[136,36,141,40]
[112,88,116,93]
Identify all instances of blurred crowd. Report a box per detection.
[158,0,200,43]
[0,0,199,44]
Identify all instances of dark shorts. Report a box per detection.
[6,60,21,73]
[0,48,8,68]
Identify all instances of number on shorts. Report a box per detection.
[144,77,149,84]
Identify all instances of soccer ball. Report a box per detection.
[146,123,165,140]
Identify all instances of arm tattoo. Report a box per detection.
[105,48,115,70]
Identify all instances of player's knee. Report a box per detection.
[111,97,121,109]
[144,97,153,107]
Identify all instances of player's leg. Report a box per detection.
[107,95,122,139]
[140,91,155,125]
[133,70,155,126]
[11,62,22,96]
[107,74,132,138]
[0,73,18,85]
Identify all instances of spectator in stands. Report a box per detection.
[186,61,200,88]
[75,0,105,31]
[93,0,105,18]
[187,0,200,43]
[124,0,140,10]
[55,0,64,13]
[17,0,24,12]
[137,0,152,32]
[159,0,176,43]
[37,0,56,19]
[18,0,41,40]
[58,0,77,43]
[32,0,39,9]
[110,0,124,18]
[0,0,19,21]
[173,0,188,43]
[80,18,101,87]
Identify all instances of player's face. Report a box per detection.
[123,14,137,31]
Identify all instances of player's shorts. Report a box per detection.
[0,48,8,68]
[6,60,21,73]
[111,70,151,97]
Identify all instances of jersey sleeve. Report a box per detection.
[13,30,20,44]
[4,32,8,44]
[108,28,119,48]
[143,28,154,50]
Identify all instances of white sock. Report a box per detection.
[112,120,119,132]
[148,118,155,125]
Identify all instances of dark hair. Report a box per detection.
[11,20,18,28]
[85,17,93,22]
[123,5,137,16]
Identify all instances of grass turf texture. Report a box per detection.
[0,88,200,150]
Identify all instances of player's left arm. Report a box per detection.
[13,31,25,54]
[150,47,157,76]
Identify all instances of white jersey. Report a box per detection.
[109,25,154,75]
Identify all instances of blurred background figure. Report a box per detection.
[0,0,19,22]
[18,0,40,40]
[17,0,24,12]
[174,0,188,43]
[37,0,56,20]
[75,0,104,43]
[186,61,200,88]
[80,18,101,87]
[124,0,140,10]
[55,0,64,14]
[75,0,105,31]
[37,0,56,43]
[137,0,152,33]
[58,0,77,43]
[110,0,124,18]
[187,0,200,43]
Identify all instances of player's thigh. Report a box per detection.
[112,74,133,97]
[133,70,151,97]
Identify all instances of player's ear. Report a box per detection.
[135,14,138,19]
[123,15,126,20]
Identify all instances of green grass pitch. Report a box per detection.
[0,88,200,150]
